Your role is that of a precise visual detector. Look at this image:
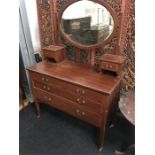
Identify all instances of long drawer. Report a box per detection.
[30,71,105,104]
[33,88,102,127]
[32,80,103,114]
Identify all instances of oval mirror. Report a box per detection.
[60,0,116,48]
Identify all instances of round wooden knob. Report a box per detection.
[42,77,45,81]
[48,97,51,101]
[76,109,80,113]
[76,98,80,102]
[82,100,85,104]
[82,112,85,115]
[82,90,85,94]
[76,88,80,93]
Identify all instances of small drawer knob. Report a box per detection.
[82,112,85,115]
[82,90,85,94]
[110,65,112,69]
[46,78,49,82]
[48,97,51,101]
[76,109,80,113]
[76,88,80,93]
[43,85,46,89]
[106,64,108,68]
[47,87,50,90]
[42,77,45,81]
[76,98,80,102]
[82,100,85,104]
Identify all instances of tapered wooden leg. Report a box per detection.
[98,126,106,151]
[34,102,40,118]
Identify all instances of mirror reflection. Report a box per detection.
[62,0,114,46]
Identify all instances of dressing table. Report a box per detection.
[28,0,129,150]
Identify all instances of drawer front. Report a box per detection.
[43,50,64,62]
[32,80,103,114]
[34,88,101,127]
[43,50,55,58]
[30,71,105,104]
[100,62,119,72]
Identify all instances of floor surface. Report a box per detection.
[19,103,135,155]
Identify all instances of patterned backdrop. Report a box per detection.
[121,0,135,92]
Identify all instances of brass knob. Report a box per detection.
[82,100,85,104]
[76,109,80,113]
[42,77,45,81]
[76,98,80,102]
[48,97,51,101]
[82,112,85,115]
[82,90,85,94]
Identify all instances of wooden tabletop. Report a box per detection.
[28,60,121,94]
[119,90,135,125]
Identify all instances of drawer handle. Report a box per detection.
[43,85,46,89]
[82,100,85,104]
[76,109,80,113]
[48,97,51,101]
[82,112,85,116]
[46,78,49,82]
[42,77,45,81]
[47,87,50,90]
[82,90,85,94]
[109,65,112,69]
[76,98,80,102]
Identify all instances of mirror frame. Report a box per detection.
[58,0,118,49]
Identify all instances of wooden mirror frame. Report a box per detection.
[58,0,118,50]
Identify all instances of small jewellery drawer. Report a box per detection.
[34,88,101,127]
[32,80,103,114]
[30,71,105,104]
[42,45,65,62]
[100,62,119,72]
[43,50,54,58]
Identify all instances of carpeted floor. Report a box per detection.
[19,103,134,155]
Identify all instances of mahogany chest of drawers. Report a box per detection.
[42,45,65,62]
[27,60,121,150]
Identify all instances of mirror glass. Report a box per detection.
[62,0,114,46]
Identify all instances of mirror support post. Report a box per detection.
[90,49,95,66]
